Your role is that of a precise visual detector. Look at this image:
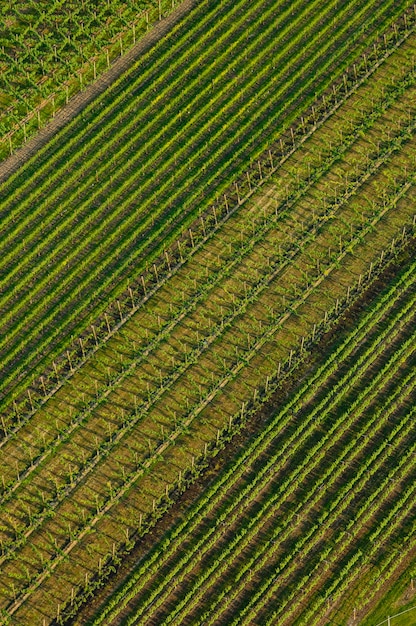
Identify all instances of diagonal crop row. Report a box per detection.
[0,3,412,428]
[1,161,413,580]
[2,41,415,436]
[2,109,414,505]
[1,119,414,568]
[0,0,406,414]
[94,259,416,626]
[129,319,415,625]
[86,254,416,625]
[2,192,413,622]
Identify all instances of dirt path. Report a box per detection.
[0,0,197,186]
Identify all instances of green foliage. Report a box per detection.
[0,0,173,146]
[0,0,415,623]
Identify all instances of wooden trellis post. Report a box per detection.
[235,182,241,204]
[178,240,184,262]
[117,300,123,321]
[104,313,111,334]
[67,350,74,372]
[246,171,252,191]
[200,217,206,237]
[258,160,263,180]
[141,274,147,295]
[91,324,98,346]
[128,286,135,307]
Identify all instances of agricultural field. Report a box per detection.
[0,0,182,159]
[79,249,416,626]
[0,0,415,625]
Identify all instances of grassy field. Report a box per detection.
[0,1,415,625]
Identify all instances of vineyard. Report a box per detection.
[0,0,184,159]
[0,0,415,625]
